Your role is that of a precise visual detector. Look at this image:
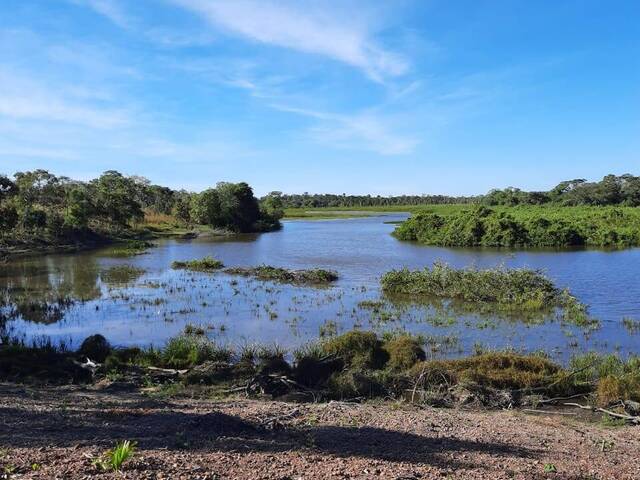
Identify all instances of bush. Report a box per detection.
[384,335,426,370]
[321,331,389,370]
[393,205,640,248]
[410,352,563,392]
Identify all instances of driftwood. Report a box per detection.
[563,402,640,424]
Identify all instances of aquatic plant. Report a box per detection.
[104,240,153,257]
[100,265,146,284]
[171,256,224,272]
[224,265,338,285]
[382,262,562,309]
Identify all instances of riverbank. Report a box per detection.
[1,382,638,479]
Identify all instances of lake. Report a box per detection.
[2,214,639,363]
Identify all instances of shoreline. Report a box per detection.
[1,382,637,479]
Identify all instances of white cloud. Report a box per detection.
[271,104,419,155]
[71,0,132,29]
[168,0,408,81]
[0,69,130,129]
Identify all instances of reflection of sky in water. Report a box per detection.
[2,214,640,363]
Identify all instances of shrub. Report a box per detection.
[410,352,563,392]
[321,331,388,370]
[384,335,426,370]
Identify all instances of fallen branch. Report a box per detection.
[563,402,640,424]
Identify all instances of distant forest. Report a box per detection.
[279,174,640,208]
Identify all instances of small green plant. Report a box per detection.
[543,463,557,473]
[93,440,137,472]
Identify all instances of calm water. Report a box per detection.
[2,214,639,362]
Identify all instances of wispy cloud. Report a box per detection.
[0,69,130,129]
[168,0,408,82]
[71,0,132,29]
[271,104,419,155]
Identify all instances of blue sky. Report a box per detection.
[1,0,638,195]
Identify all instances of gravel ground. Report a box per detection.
[0,383,638,479]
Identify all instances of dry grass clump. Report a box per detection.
[410,352,563,392]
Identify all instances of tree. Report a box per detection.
[190,189,221,226]
[90,171,144,226]
[173,196,192,224]
[13,169,66,209]
[0,204,18,232]
[260,191,284,219]
[65,187,93,229]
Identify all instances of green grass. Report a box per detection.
[171,256,224,271]
[93,440,136,472]
[382,262,568,310]
[224,265,338,285]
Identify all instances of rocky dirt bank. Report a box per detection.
[0,383,638,479]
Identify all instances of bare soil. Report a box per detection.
[0,382,638,479]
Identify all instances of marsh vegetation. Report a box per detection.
[393,205,640,248]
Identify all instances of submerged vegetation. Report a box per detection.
[393,205,640,248]
[2,331,639,420]
[223,265,338,285]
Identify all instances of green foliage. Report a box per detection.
[569,353,640,405]
[320,331,389,369]
[64,187,93,229]
[90,171,144,226]
[190,182,281,233]
[93,440,136,472]
[224,265,338,285]
[171,256,224,271]
[394,205,640,248]
[381,262,564,311]
[161,334,232,369]
[383,335,426,370]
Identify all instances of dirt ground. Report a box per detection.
[0,382,638,479]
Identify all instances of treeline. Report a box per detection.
[277,174,640,209]
[276,193,478,209]
[483,174,640,206]
[394,205,640,248]
[0,170,283,247]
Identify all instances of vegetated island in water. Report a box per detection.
[171,257,339,285]
[381,262,596,327]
